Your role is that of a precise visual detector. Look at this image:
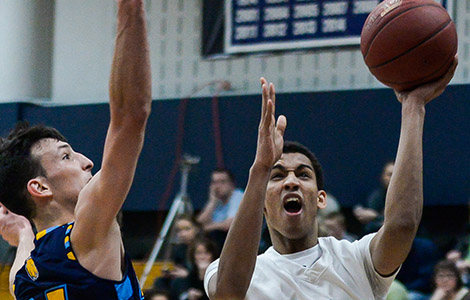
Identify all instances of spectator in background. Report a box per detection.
[171,237,220,300]
[154,215,202,290]
[447,249,470,287]
[429,260,470,300]
[354,161,394,234]
[316,192,341,219]
[197,168,243,249]
[144,289,170,300]
[323,211,357,242]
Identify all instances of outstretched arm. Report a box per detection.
[0,204,34,297]
[210,79,286,299]
[71,0,151,275]
[370,57,458,276]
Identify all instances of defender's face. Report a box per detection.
[265,152,326,240]
[32,138,94,204]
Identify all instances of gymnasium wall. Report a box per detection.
[1,85,468,211]
[2,0,470,104]
[0,1,468,210]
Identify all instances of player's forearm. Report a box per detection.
[215,164,269,299]
[384,100,425,236]
[9,230,34,296]
[109,0,152,124]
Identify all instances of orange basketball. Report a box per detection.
[361,0,457,91]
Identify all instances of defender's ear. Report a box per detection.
[27,178,52,200]
[317,190,327,209]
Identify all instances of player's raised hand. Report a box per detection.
[254,78,287,170]
[0,203,33,247]
[394,55,458,105]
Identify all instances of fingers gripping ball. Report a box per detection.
[360,0,458,91]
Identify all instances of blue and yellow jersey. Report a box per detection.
[14,223,144,300]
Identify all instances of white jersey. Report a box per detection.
[204,233,397,300]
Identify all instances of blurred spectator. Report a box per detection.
[387,280,410,300]
[323,211,357,242]
[144,288,170,300]
[171,237,220,300]
[354,161,394,234]
[317,192,341,219]
[396,237,440,300]
[447,250,470,287]
[197,168,243,248]
[154,215,202,291]
[429,260,470,300]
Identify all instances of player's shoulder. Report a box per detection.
[34,223,73,252]
[318,233,376,255]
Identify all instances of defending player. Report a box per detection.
[0,0,151,299]
[205,57,458,299]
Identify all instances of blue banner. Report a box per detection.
[225,0,452,53]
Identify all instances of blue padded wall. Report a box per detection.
[1,86,468,210]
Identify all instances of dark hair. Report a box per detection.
[187,237,220,269]
[144,288,170,300]
[175,214,202,237]
[212,168,235,184]
[283,141,324,190]
[432,260,463,291]
[0,122,67,219]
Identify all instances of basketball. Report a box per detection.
[360,0,457,91]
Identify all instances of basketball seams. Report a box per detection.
[369,19,453,69]
[361,0,457,91]
[378,42,457,87]
[362,3,447,61]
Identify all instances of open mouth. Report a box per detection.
[284,197,302,215]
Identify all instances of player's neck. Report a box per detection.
[271,233,318,255]
[33,204,75,232]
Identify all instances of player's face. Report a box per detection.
[264,152,326,241]
[33,138,94,205]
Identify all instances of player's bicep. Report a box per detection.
[73,123,145,242]
[370,226,411,276]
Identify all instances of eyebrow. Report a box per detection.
[57,144,72,152]
[272,164,313,172]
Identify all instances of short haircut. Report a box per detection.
[0,122,67,219]
[283,141,324,190]
[212,167,235,184]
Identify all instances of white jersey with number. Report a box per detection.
[204,233,397,300]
